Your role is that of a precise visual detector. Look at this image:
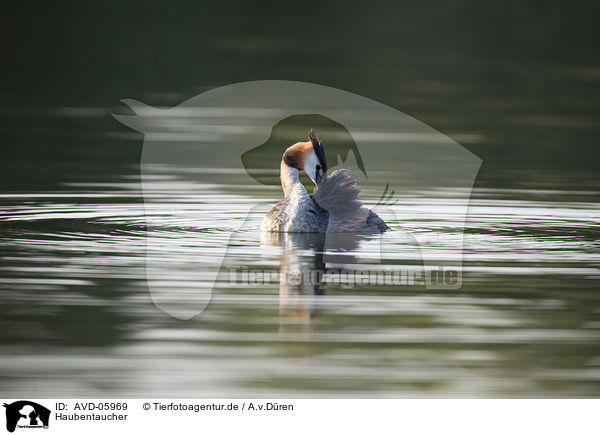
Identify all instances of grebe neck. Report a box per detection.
[280,161,308,199]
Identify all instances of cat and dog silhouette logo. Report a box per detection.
[3,401,50,433]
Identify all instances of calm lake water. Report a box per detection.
[1,158,599,397]
[2,3,600,398]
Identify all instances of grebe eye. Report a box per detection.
[316,164,321,171]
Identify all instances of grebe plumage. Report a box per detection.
[260,130,389,233]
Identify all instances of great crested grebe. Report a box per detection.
[260,129,389,233]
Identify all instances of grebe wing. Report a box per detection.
[313,169,388,233]
[313,169,362,212]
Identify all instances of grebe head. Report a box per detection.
[282,129,328,185]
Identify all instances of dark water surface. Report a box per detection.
[1,2,599,397]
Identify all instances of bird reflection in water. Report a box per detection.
[260,231,369,333]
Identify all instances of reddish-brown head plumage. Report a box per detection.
[282,141,312,169]
[282,129,328,173]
